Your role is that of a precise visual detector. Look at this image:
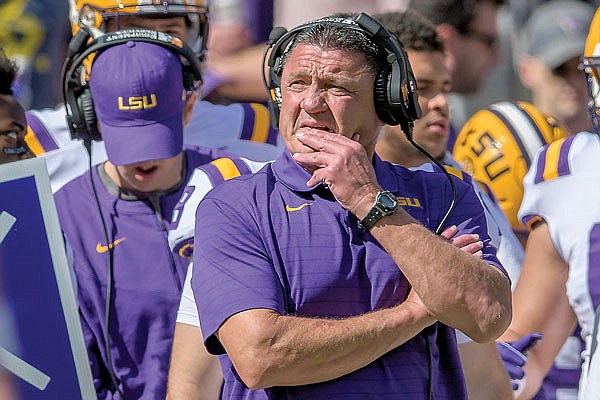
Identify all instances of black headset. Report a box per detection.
[262,12,422,138]
[62,27,203,142]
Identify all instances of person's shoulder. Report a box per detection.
[392,160,473,190]
[186,100,280,147]
[53,169,94,211]
[526,132,599,186]
[25,105,70,155]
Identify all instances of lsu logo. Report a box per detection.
[397,197,421,208]
[118,94,157,110]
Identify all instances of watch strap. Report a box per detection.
[359,191,397,230]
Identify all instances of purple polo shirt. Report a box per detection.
[193,150,505,399]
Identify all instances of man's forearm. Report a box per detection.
[218,296,435,389]
[371,211,511,342]
[167,323,223,400]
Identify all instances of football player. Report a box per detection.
[498,7,600,399]
[25,0,283,192]
[453,101,571,247]
[455,101,586,400]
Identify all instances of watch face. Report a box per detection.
[379,192,398,211]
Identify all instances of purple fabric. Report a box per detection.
[239,103,255,141]
[90,41,185,166]
[192,150,507,399]
[54,146,235,399]
[240,102,280,146]
[534,145,549,184]
[25,111,59,152]
[557,135,576,178]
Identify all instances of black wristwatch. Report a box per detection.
[359,191,398,230]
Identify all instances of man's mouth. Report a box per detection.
[300,125,334,133]
[135,165,157,176]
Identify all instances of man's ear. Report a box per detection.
[183,90,199,126]
[437,24,457,75]
[518,55,538,90]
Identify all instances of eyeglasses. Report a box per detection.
[460,28,498,50]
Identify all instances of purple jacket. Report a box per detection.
[54,146,233,399]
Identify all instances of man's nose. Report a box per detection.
[300,87,329,114]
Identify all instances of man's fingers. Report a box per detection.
[440,225,458,240]
[297,129,359,152]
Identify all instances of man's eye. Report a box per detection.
[289,81,307,90]
[329,86,349,95]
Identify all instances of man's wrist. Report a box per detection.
[358,190,398,230]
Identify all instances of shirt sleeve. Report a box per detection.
[192,193,286,355]
[176,262,200,327]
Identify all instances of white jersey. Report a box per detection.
[519,132,600,399]
[169,157,268,327]
[443,152,524,286]
[25,101,284,193]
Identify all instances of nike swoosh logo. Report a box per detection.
[285,203,312,212]
[96,237,126,253]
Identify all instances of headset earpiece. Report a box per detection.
[262,13,421,135]
[62,29,202,142]
[76,88,98,141]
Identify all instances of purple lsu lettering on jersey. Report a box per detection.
[53,146,236,398]
[192,150,506,400]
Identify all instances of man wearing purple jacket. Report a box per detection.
[53,41,251,399]
[186,13,512,400]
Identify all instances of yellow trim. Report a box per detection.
[211,158,241,181]
[443,165,464,181]
[285,203,312,212]
[24,126,45,156]
[249,103,270,143]
[542,141,562,182]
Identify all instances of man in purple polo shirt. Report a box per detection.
[53,41,251,399]
[184,13,512,399]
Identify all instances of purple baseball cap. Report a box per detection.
[89,41,185,166]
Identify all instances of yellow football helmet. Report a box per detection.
[69,0,208,58]
[581,7,600,134]
[452,101,571,233]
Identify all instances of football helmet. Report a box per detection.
[581,7,600,134]
[452,101,571,233]
[68,1,208,59]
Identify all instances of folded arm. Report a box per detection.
[217,290,435,389]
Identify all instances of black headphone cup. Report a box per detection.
[77,89,100,141]
[182,65,197,92]
[263,14,419,129]
[374,64,401,126]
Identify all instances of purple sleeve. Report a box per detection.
[192,196,286,355]
[445,180,508,277]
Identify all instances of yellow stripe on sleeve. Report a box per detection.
[249,103,270,143]
[211,158,242,181]
[24,127,46,156]
[443,166,464,181]
[542,141,562,182]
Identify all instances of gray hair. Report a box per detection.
[280,18,383,74]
